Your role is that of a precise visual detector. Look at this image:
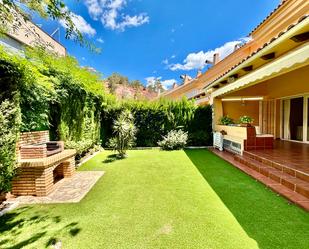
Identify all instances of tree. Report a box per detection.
[147,79,164,94]
[106,73,129,93]
[130,80,143,89]
[0,0,98,51]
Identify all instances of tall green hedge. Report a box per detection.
[101,99,212,147]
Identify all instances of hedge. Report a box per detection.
[101,99,212,147]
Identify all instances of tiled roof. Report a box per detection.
[249,0,288,36]
[205,14,309,89]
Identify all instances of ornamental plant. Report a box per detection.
[239,115,254,125]
[108,110,137,158]
[158,129,188,150]
[219,115,234,125]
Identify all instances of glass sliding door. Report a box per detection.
[282,97,304,141]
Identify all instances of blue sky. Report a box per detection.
[35,0,280,89]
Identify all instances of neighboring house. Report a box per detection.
[161,70,210,106]
[0,15,66,56]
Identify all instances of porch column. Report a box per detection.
[212,98,223,129]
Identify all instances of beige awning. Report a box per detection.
[211,42,309,99]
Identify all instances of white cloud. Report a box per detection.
[84,0,149,31]
[169,37,251,71]
[96,38,105,43]
[59,11,96,36]
[161,79,177,90]
[170,55,176,59]
[84,0,103,20]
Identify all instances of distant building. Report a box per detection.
[0,14,66,56]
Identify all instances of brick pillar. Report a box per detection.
[12,167,36,196]
[35,167,54,196]
[61,157,75,178]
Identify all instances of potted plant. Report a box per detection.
[239,115,254,127]
[218,115,234,126]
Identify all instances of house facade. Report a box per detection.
[163,0,309,150]
[0,15,66,56]
[206,0,308,152]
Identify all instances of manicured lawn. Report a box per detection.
[0,149,308,249]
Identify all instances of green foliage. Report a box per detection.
[65,140,96,160]
[158,129,188,150]
[219,115,234,125]
[239,115,254,124]
[108,110,137,158]
[0,46,111,164]
[102,99,212,147]
[0,99,21,192]
[0,0,99,51]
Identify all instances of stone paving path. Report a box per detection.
[10,171,104,204]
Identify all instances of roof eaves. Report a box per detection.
[249,0,288,36]
[204,14,309,90]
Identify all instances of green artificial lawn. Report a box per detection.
[0,149,308,249]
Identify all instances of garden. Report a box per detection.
[0,43,309,249]
[1,149,309,248]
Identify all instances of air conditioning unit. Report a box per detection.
[213,132,223,151]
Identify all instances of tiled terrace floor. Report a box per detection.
[210,140,309,211]
[249,140,309,175]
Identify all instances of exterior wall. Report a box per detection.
[222,101,259,126]
[0,36,23,54]
[4,15,66,56]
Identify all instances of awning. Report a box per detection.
[211,42,309,98]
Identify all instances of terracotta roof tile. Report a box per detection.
[249,0,288,36]
[205,15,308,88]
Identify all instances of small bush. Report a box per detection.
[158,129,188,150]
[65,139,94,160]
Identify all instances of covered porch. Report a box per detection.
[208,35,309,209]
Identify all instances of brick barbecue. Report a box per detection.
[12,131,76,196]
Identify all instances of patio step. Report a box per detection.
[234,154,309,199]
[243,151,309,183]
[209,148,309,211]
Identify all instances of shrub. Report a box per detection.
[108,110,137,158]
[158,129,188,150]
[65,140,94,160]
[0,99,21,193]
